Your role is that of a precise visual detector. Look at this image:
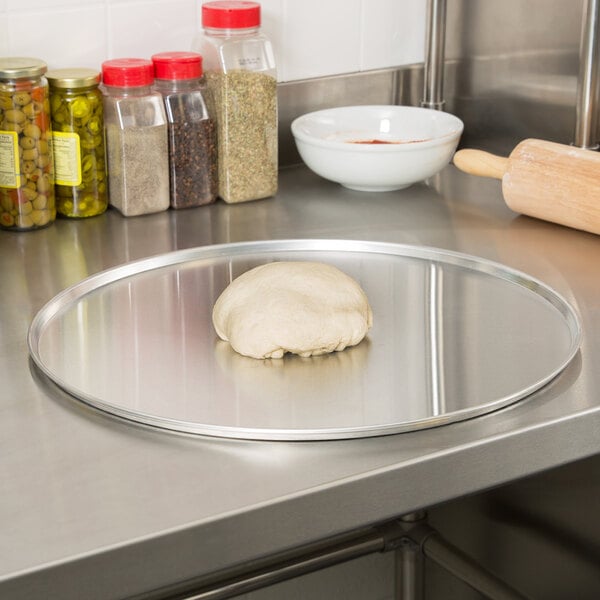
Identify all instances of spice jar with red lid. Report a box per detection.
[101,58,169,217]
[192,1,278,203]
[151,51,217,209]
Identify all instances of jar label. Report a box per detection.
[52,131,82,186]
[0,131,21,188]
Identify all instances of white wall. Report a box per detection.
[0,0,426,82]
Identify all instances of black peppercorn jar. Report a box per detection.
[152,51,217,209]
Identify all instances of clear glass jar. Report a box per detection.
[0,57,56,231]
[46,68,108,218]
[192,1,278,203]
[101,58,169,217]
[152,51,217,209]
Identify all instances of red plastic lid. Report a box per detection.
[202,1,261,29]
[101,58,154,87]
[152,52,203,80]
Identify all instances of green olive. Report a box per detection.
[2,120,22,133]
[0,194,14,212]
[37,173,52,193]
[36,153,51,169]
[0,211,16,228]
[30,209,50,226]
[0,95,12,110]
[4,109,26,124]
[16,213,34,228]
[23,122,42,139]
[33,194,47,209]
[19,201,33,216]
[20,136,36,150]
[22,160,36,174]
[21,187,38,201]
[23,102,41,118]
[37,139,49,154]
[13,92,31,106]
[22,148,39,161]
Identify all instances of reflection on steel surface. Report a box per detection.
[27,239,581,441]
[426,262,445,417]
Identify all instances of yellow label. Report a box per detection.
[0,130,21,188]
[52,131,82,186]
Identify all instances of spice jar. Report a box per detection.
[101,58,169,217]
[151,51,217,209]
[193,1,278,203]
[0,57,56,231]
[46,68,108,218]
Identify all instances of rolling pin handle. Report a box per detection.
[453,149,509,180]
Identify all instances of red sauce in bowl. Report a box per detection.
[349,139,427,144]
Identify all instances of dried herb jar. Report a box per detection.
[193,1,278,203]
[152,52,217,209]
[0,57,55,231]
[101,58,170,217]
[46,68,107,218]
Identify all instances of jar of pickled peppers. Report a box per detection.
[46,68,107,218]
[0,57,55,231]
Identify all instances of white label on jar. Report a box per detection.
[52,131,82,186]
[0,131,21,188]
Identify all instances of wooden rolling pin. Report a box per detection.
[453,139,600,235]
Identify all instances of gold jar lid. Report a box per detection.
[46,68,101,89]
[0,57,47,79]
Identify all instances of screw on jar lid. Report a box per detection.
[101,58,154,87]
[0,57,47,79]
[46,68,101,89]
[151,52,203,80]
[202,1,261,29]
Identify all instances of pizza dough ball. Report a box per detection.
[212,261,373,359]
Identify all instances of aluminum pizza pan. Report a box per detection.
[27,239,582,440]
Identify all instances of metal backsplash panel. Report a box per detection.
[279,51,581,166]
[279,0,589,165]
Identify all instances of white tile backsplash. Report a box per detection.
[0,0,426,81]
[0,15,8,55]
[6,0,85,8]
[108,0,197,59]
[6,6,108,70]
[360,0,426,71]
[282,0,363,81]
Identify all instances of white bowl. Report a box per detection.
[291,105,464,192]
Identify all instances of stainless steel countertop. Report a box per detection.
[2,164,600,599]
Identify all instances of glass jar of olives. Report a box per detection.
[46,68,107,218]
[0,57,56,231]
